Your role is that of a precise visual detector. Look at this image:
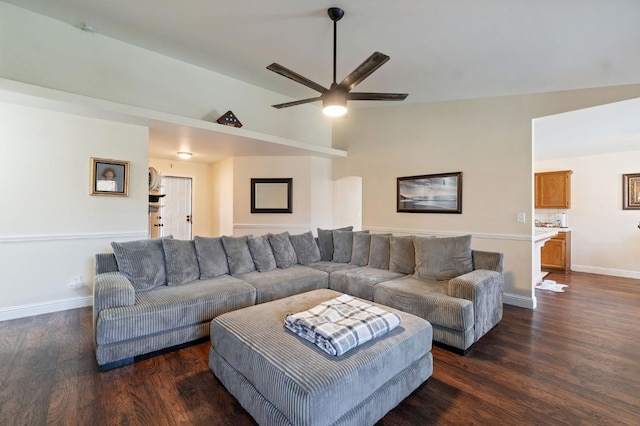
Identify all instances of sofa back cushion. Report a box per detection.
[389,236,415,274]
[317,226,353,261]
[268,232,298,269]
[162,239,200,286]
[111,236,172,292]
[289,231,321,265]
[194,236,230,279]
[332,230,354,263]
[368,234,391,269]
[247,236,277,272]
[350,232,371,266]
[221,235,256,275]
[414,235,473,281]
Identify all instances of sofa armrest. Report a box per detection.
[93,272,135,341]
[448,269,504,342]
[472,250,504,273]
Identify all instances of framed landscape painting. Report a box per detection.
[397,172,462,213]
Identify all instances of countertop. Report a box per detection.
[534,227,559,242]
[535,226,571,233]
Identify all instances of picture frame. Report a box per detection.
[90,157,129,197]
[251,178,293,213]
[397,172,462,213]
[622,173,640,210]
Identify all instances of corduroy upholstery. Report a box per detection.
[93,232,503,369]
[209,289,433,426]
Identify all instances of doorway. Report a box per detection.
[151,176,193,240]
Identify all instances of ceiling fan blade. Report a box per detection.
[267,63,328,94]
[348,92,409,101]
[337,52,390,92]
[271,97,322,109]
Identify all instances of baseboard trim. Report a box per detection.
[0,296,93,322]
[503,292,536,309]
[571,265,640,280]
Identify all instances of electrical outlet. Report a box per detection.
[69,275,84,289]
[517,212,526,223]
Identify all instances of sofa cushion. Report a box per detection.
[317,226,353,261]
[329,266,406,301]
[221,235,256,275]
[247,236,277,272]
[268,232,298,269]
[96,275,257,345]
[368,234,391,269]
[414,235,473,281]
[194,236,230,279]
[289,231,321,265]
[332,230,353,263]
[389,236,416,274]
[162,239,200,286]
[234,265,329,304]
[111,236,172,292]
[350,232,371,266]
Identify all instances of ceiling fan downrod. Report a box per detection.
[328,7,344,86]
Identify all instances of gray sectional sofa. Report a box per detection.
[93,228,504,370]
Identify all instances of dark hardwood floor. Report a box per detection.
[1,271,639,425]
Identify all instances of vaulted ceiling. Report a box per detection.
[5,0,640,160]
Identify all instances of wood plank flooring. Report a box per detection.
[1,271,638,425]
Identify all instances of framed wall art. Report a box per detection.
[622,173,640,210]
[251,178,292,213]
[90,157,129,197]
[397,172,462,213]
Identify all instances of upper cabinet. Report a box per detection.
[535,170,573,209]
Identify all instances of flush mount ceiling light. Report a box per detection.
[267,7,408,118]
[177,152,192,159]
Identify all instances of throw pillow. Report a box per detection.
[247,236,277,272]
[111,236,172,292]
[389,236,416,274]
[162,239,200,286]
[368,234,391,269]
[414,235,473,281]
[350,232,372,266]
[289,231,321,265]
[332,230,354,263]
[317,226,353,261]
[194,236,229,279]
[268,232,298,269]
[221,235,256,275]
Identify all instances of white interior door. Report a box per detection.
[159,176,193,240]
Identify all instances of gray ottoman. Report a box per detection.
[209,289,433,426]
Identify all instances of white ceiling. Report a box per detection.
[5,0,640,161]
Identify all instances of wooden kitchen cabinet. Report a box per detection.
[535,170,572,208]
[541,231,571,271]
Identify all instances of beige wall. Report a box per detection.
[0,101,149,319]
[231,156,335,236]
[211,158,235,236]
[333,84,640,308]
[149,158,213,237]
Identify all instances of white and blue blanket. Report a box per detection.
[284,294,402,356]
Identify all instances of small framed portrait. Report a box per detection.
[90,157,129,196]
[622,173,640,210]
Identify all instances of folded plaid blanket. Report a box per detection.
[284,294,402,356]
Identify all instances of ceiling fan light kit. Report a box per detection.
[267,7,407,117]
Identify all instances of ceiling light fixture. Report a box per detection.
[322,89,348,117]
[177,152,192,159]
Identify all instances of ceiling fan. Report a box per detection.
[267,7,408,117]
